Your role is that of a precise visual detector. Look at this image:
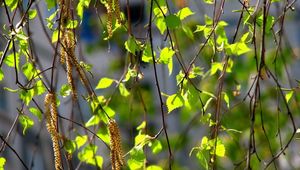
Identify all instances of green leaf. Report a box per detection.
[97,127,110,145]
[227,42,251,56]
[196,151,209,170]
[182,25,194,40]
[78,144,97,162]
[176,7,194,20]
[166,93,184,113]
[64,139,76,154]
[135,134,151,147]
[52,30,59,43]
[28,9,37,20]
[165,14,181,29]
[60,84,71,97]
[29,107,42,121]
[77,0,91,20]
[223,92,230,108]
[0,157,6,170]
[96,77,114,89]
[150,140,162,154]
[137,121,146,131]
[20,89,34,105]
[4,52,19,69]
[19,115,34,135]
[33,80,46,96]
[22,62,35,80]
[128,147,145,170]
[210,62,223,75]
[45,0,56,9]
[6,0,18,11]
[125,36,140,54]
[142,43,154,63]
[85,115,100,127]
[215,143,226,157]
[65,20,78,29]
[285,91,293,103]
[86,155,103,168]
[119,83,130,97]
[75,135,88,149]
[203,0,214,4]
[0,69,4,81]
[194,25,206,33]
[155,17,167,34]
[147,165,163,170]
[159,47,175,64]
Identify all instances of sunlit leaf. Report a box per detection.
[137,121,146,131]
[125,36,140,54]
[29,107,42,121]
[45,0,56,9]
[223,92,230,108]
[210,62,223,75]
[119,83,130,97]
[128,147,145,170]
[86,155,103,168]
[147,165,163,170]
[22,62,35,80]
[0,69,4,81]
[285,91,293,103]
[78,144,97,162]
[96,77,114,89]
[19,115,34,135]
[150,140,162,154]
[60,84,71,97]
[176,7,194,20]
[203,0,214,4]
[52,30,59,43]
[85,115,100,127]
[0,157,6,170]
[97,127,110,145]
[215,143,226,157]
[28,9,37,20]
[75,135,88,149]
[166,93,184,113]
[77,0,91,20]
[155,17,167,34]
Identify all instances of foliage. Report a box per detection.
[0,0,299,169]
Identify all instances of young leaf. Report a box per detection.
[128,147,145,170]
[0,69,4,81]
[86,155,103,169]
[119,83,130,97]
[203,0,214,4]
[155,17,167,34]
[52,30,59,43]
[75,135,88,149]
[196,151,209,170]
[125,36,140,54]
[28,9,37,20]
[29,107,42,121]
[85,115,100,127]
[285,91,294,103]
[223,92,230,108]
[149,140,162,154]
[147,165,163,170]
[64,139,76,154]
[159,47,175,64]
[77,0,91,20]
[19,115,34,135]
[215,143,226,157]
[22,62,35,80]
[165,14,181,29]
[176,7,194,20]
[0,157,6,170]
[96,77,114,89]
[97,127,110,145]
[78,144,98,162]
[166,93,184,113]
[60,84,71,97]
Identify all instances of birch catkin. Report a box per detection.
[108,119,124,170]
[44,93,62,170]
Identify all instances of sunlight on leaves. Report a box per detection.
[75,135,88,149]
[96,77,114,89]
[19,115,34,135]
[166,93,184,113]
[0,157,6,170]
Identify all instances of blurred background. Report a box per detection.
[1,0,300,169]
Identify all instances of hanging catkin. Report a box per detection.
[44,93,62,170]
[108,119,124,170]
